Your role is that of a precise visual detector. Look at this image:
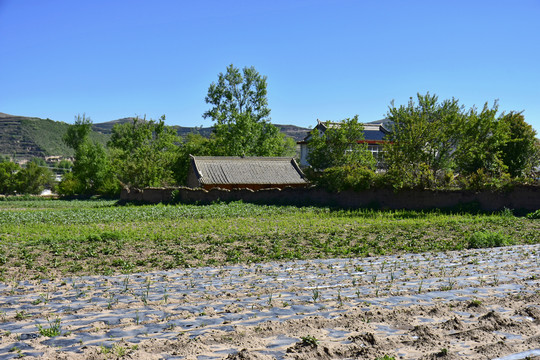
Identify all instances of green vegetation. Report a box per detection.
[0,159,53,195]
[527,209,540,219]
[383,93,539,190]
[4,82,539,196]
[300,335,319,346]
[466,230,514,249]
[54,64,297,195]
[58,114,119,196]
[0,116,109,160]
[204,64,296,158]
[36,317,62,337]
[307,115,375,171]
[301,93,539,192]
[0,199,537,281]
[306,115,378,191]
[108,115,179,188]
[0,115,304,164]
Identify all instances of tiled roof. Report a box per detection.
[301,119,392,142]
[190,156,308,185]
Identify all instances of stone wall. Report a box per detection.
[120,185,540,212]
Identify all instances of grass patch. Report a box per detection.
[467,231,515,249]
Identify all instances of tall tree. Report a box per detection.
[384,93,465,188]
[497,111,539,178]
[0,161,20,194]
[204,64,294,157]
[62,113,93,151]
[453,102,508,177]
[60,114,118,195]
[108,115,180,188]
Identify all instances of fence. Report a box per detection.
[120,185,540,212]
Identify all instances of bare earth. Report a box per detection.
[0,244,539,359]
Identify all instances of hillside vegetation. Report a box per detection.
[0,114,109,160]
[0,113,308,161]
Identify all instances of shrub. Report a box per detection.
[526,209,540,219]
[56,172,83,196]
[466,231,514,249]
[457,168,513,191]
[310,165,376,192]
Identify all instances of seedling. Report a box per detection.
[15,311,29,320]
[36,317,61,337]
[300,335,319,346]
[113,343,126,357]
[312,287,320,303]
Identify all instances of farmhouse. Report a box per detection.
[298,119,391,167]
[187,155,309,190]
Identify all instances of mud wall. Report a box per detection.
[120,185,540,212]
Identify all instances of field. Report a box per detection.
[0,198,539,359]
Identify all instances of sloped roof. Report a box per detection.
[190,156,308,185]
[301,119,391,142]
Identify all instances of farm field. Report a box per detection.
[0,199,539,359]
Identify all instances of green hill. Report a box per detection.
[0,113,109,161]
[0,112,310,162]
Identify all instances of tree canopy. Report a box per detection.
[62,113,93,151]
[304,116,377,192]
[498,111,539,178]
[384,93,539,189]
[59,114,119,196]
[108,116,180,188]
[203,64,295,157]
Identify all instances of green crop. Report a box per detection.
[0,199,538,281]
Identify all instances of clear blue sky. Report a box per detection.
[1,0,539,133]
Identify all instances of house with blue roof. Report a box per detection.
[297,119,392,168]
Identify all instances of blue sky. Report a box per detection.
[1,0,539,133]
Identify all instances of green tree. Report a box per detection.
[56,159,73,174]
[108,115,180,188]
[63,113,92,151]
[0,161,20,194]
[72,141,118,195]
[204,64,294,157]
[305,116,377,191]
[16,161,53,194]
[306,115,375,170]
[453,102,509,178]
[60,114,119,195]
[384,93,464,189]
[497,111,539,178]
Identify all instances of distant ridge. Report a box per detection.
[91,117,310,142]
[0,113,311,161]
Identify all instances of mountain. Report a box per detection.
[0,113,311,162]
[0,114,109,162]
